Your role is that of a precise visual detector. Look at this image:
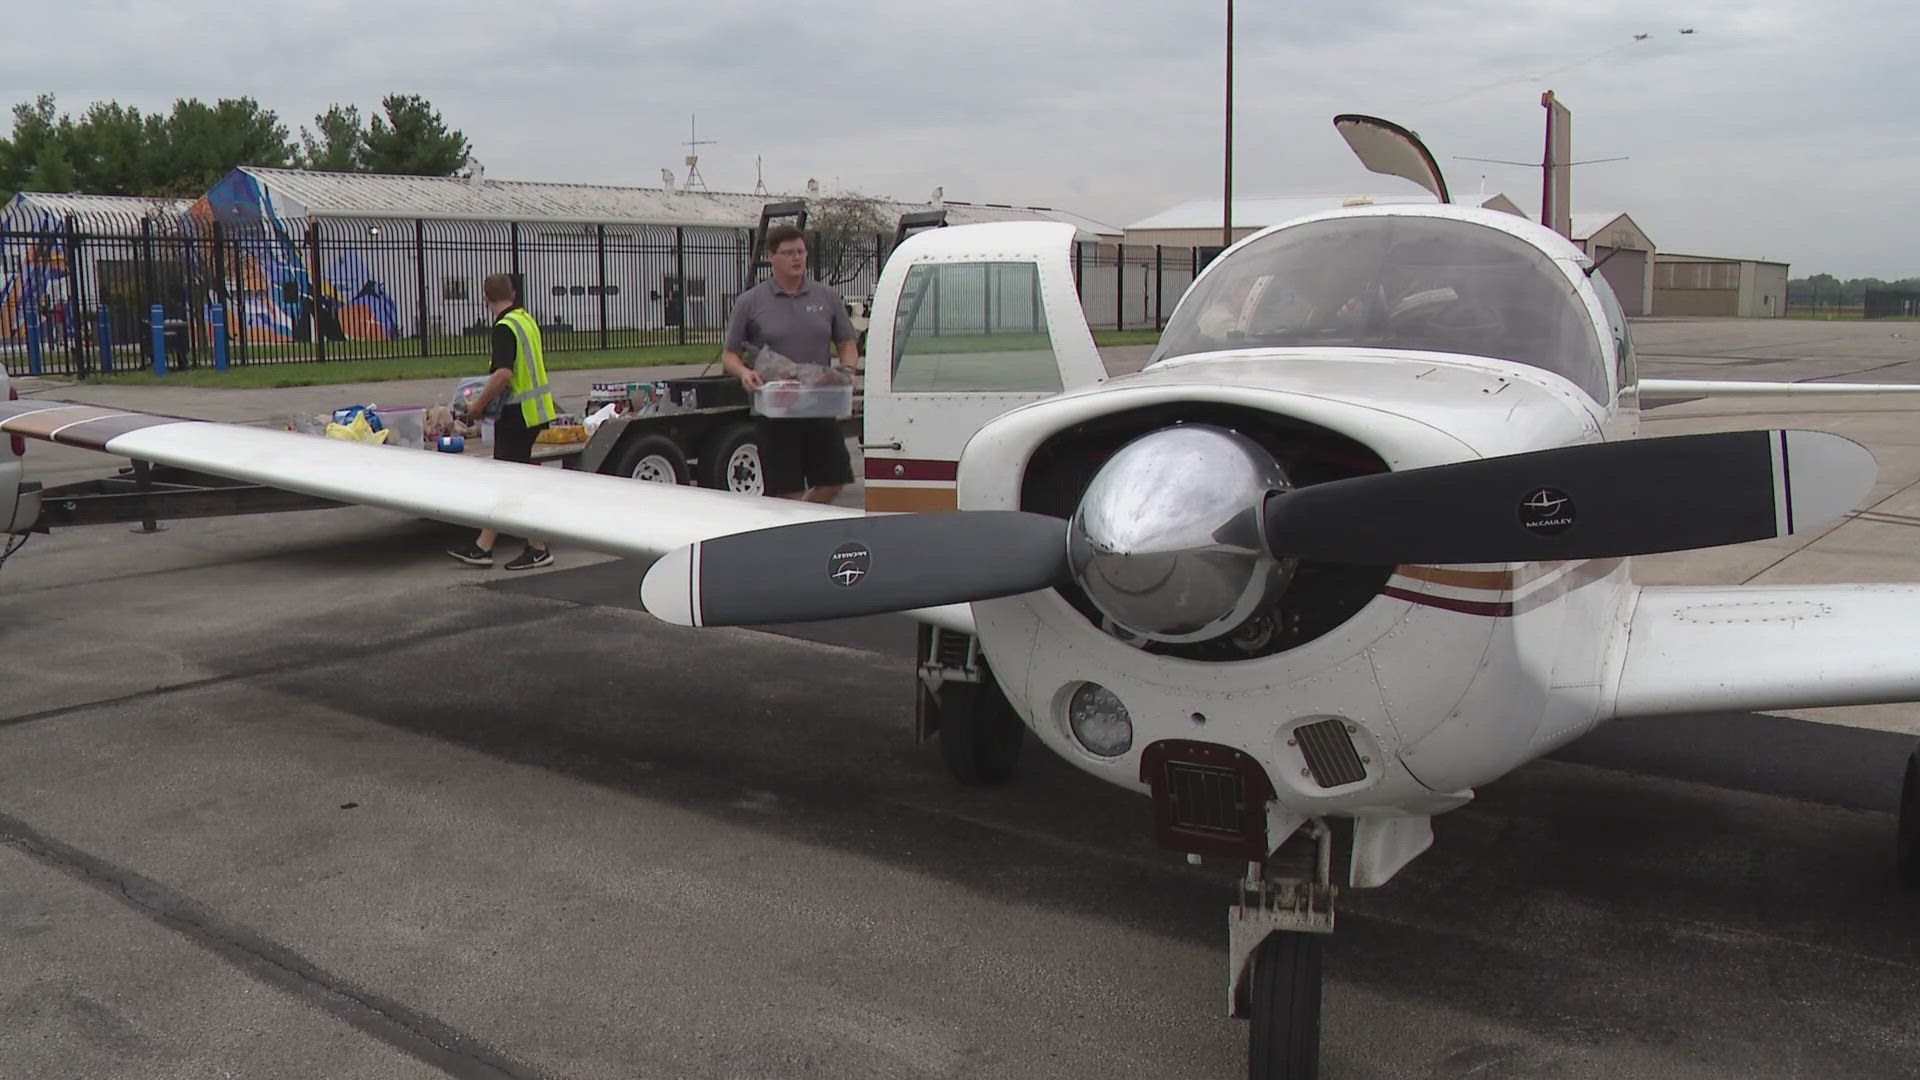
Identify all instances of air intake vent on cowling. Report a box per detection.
[1164,762,1248,836]
[1294,718,1367,788]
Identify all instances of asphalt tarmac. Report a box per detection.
[4,321,1919,1079]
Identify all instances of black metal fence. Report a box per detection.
[0,215,1216,377]
[1865,290,1920,319]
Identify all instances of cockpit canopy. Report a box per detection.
[1149,214,1608,401]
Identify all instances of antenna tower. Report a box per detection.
[683,115,716,190]
[753,155,768,197]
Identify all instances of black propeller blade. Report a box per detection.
[1263,430,1873,565]
[640,510,1069,627]
[642,429,1874,628]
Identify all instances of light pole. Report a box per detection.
[1223,0,1234,249]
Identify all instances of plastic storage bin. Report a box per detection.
[752,381,853,419]
[371,406,426,449]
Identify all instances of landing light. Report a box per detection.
[1068,683,1133,758]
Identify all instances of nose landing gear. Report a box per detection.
[1231,822,1336,1080]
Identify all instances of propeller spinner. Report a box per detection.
[1067,425,1294,643]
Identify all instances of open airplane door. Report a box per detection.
[860,222,1106,512]
[1334,114,1451,203]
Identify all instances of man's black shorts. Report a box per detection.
[492,410,548,465]
[764,417,853,496]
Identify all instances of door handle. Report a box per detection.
[859,441,902,450]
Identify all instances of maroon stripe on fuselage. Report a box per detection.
[1384,586,1512,617]
[1384,558,1624,618]
[864,458,958,482]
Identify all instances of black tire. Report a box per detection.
[697,420,770,494]
[1247,932,1323,1080]
[935,677,1025,786]
[606,434,689,485]
[1899,747,1920,889]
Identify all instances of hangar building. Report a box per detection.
[1570,212,1656,316]
[1652,254,1790,318]
[191,167,1119,345]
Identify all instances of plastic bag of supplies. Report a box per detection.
[325,413,391,444]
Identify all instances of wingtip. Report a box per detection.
[640,545,700,626]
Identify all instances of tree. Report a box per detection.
[297,105,365,173]
[153,97,290,195]
[0,94,61,198]
[360,94,469,176]
[25,138,75,192]
[806,193,890,288]
[67,102,160,195]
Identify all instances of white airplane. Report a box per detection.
[6,117,1920,1080]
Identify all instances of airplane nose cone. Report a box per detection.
[1067,424,1292,643]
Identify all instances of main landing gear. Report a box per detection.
[1899,744,1919,889]
[1231,822,1336,1080]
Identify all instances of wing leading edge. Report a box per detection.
[1641,379,1920,399]
[0,400,974,634]
[1613,584,1920,718]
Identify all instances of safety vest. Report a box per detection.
[498,308,557,426]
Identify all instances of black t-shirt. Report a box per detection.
[490,306,521,373]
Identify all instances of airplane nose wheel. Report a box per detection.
[1232,823,1336,1080]
[933,676,1025,786]
[1248,932,1323,1079]
[915,627,1024,786]
[1899,745,1919,888]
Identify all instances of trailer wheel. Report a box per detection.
[698,421,769,495]
[607,434,689,485]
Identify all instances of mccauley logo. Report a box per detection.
[1519,487,1576,536]
[829,543,870,587]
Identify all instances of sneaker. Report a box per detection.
[504,546,553,571]
[446,542,493,567]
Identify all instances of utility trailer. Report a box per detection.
[544,373,862,496]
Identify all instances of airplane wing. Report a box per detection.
[1641,378,1920,399]
[0,399,974,634]
[1612,584,1920,718]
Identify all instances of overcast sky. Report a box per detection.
[5,0,1915,277]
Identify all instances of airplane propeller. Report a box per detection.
[640,427,1874,630]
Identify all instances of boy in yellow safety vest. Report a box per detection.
[447,273,558,570]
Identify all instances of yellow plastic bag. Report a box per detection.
[535,424,588,444]
[325,414,391,444]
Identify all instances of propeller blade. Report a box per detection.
[640,511,1070,627]
[1264,430,1874,565]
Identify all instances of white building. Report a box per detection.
[198,166,1119,344]
[0,192,195,345]
[1570,212,1656,316]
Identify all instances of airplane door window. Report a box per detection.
[890,262,1062,393]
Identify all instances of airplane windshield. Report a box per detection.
[1150,216,1607,400]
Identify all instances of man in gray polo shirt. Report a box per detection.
[721,224,860,502]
